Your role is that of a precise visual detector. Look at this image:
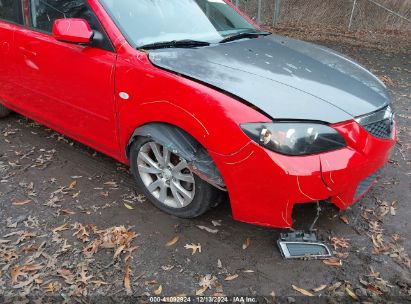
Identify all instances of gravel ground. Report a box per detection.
[0,39,410,303]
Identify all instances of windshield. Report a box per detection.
[99,0,257,48]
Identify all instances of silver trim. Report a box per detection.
[355,106,393,127]
[278,241,333,259]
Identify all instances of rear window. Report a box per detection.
[0,0,23,24]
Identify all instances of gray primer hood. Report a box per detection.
[149,35,390,123]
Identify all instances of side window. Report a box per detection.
[29,0,114,51]
[0,0,23,24]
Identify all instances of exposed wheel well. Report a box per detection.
[127,122,226,190]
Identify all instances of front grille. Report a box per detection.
[363,119,392,139]
[356,106,394,139]
[355,169,382,199]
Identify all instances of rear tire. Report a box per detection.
[0,104,11,118]
[129,136,218,218]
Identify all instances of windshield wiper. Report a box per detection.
[220,31,271,43]
[138,39,210,50]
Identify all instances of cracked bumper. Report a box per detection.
[210,120,396,229]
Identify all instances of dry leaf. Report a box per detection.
[243,270,255,273]
[345,287,358,300]
[91,280,108,287]
[242,237,251,250]
[211,220,222,227]
[11,267,28,284]
[225,274,239,281]
[185,243,201,255]
[217,259,222,268]
[12,200,32,206]
[330,236,350,250]
[62,209,76,215]
[339,216,349,225]
[154,285,162,295]
[73,223,90,242]
[313,284,327,292]
[196,286,208,296]
[165,235,180,247]
[123,203,134,210]
[52,223,69,234]
[292,285,314,297]
[199,274,217,289]
[124,264,132,295]
[323,258,342,267]
[68,181,77,190]
[197,225,218,234]
[114,245,125,259]
[78,264,93,285]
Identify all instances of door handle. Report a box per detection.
[18,46,37,57]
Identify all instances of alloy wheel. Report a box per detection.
[137,142,195,209]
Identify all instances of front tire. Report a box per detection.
[129,137,218,218]
[0,104,11,118]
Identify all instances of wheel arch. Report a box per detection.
[126,122,226,190]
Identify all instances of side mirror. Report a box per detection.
[52,18,93,44]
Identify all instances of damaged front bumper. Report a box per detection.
[210,120,396,229]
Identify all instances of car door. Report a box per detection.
[13,0,119,157]
[0,0,23,105]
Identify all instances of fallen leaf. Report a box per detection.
[225,274,239,281]
[123,203,134,210]
[199,275,217,290]
[217,259,222,268]
[165,235,180,247]
[62,209,76,215]
[330,236,350,250]
[114,245,125,259]
[11,267,28,284]
[124,264,132,295]
[44,282,60,293]
[154,285,162,295]
[339,216,349,225]
[12,200,32,206]
[197,225,218,234]
[211,220,222,227]
[243,270,255,273]
[242,237,251,250]
[292,285,314,297]
[345,287,358,300]
[323,258,342,267]
[313,284,327,292]
[196,286,208,296]
[52,223,69,234]
[185,243,202,255]
[91,280,108,287]
[68,181,77,190]
[13,274,41,289]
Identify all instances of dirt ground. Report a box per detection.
[0,37,410,303]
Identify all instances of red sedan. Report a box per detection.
[0,0,396,228]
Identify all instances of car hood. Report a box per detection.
[149,34,390,123]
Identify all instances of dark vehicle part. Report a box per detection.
[129,136,219,218]
[128,123,225,190]
[278,231,333,259]
[355,106,395,139]
[241,122,347,156]
[219,30,271,43]
[0,103,11,118]
[139,39,210,50]
[149,34,389,123]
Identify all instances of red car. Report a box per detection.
[0,0,395,228]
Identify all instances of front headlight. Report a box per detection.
[241,122,346,156]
